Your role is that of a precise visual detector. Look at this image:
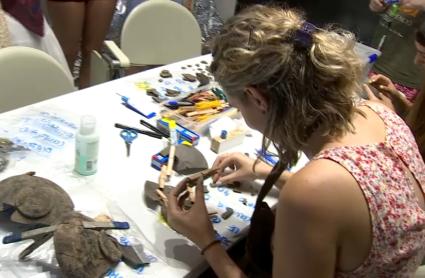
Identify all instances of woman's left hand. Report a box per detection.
[166,177,216,249]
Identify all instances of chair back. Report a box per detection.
[0,46,75,113]
[121,0,202,65]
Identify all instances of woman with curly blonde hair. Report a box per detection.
[165,5,425,277]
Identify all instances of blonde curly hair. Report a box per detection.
[210,5,363,169]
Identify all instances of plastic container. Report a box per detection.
[354,42,382,81]
[74,115,99,175]
[159,83,239,134]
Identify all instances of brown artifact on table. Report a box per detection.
[165,88,180,97]
[144,180,173,203]
[145,167,218,221]
[196,72,210,86]
[0,155,8,173]
[54,213,122,278]
[159,144,208,175]
[146,88,160,97]
[182,73,197,82]
[0,172,74,225]
[0,174,148,276]
[159,69,172,78]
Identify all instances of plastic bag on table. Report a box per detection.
[0,109,77,158]
[0,109,77,174]
[0,233,60,277]
[105,200,166,265]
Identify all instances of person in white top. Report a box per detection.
[0,2,72,79]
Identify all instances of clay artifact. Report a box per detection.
[0,172,74,225]
[0,155,8,173]
[6,211,147,277]
[53,213,140,278]
[221,207,234,220]
[146,88,160,97]
[196,72,210,86]
[182,73,197,82]
[165,88,180,97]
[144,180,173,203]
[159,144,208,175]
[159,69,172,78]
[0,138,27,173]
[0,138,26,153]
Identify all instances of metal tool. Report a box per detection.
[120,129,138,157]
[3,221,130,244]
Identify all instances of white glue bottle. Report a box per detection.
[74,115,99,175]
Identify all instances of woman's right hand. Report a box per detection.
[367,74,413,116]
[370,0,387,12]
[211,152,272,184]
[369,74,397,92]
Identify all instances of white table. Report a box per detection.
[0,55,308,278]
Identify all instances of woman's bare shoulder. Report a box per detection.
[279,159,359,223]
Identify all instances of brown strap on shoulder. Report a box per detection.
[256,163,284,205]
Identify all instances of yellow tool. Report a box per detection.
[166,120,177,180]
[195,100,222,110]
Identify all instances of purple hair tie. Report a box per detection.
[294,22,317,48]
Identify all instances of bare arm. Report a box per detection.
[400,0,425,10]
[273,171,340,277]
[202,244,246,278]
[166,177,246,278]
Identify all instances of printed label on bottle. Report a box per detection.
[75,140,99,175]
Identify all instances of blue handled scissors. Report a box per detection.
[120,129,138,157]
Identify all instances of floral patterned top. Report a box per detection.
[314,102,425,277]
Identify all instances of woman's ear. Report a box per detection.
[245,86,269,114]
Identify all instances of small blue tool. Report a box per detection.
[120,129,138,157]
[256,149,278,166]
[117,93,156,119]
[384,0,399,4]
[164,100,194,109]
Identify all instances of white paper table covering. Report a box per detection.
[0,55,308,277]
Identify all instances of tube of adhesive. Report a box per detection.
[75,115,99,175]
[166,120,178,179]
